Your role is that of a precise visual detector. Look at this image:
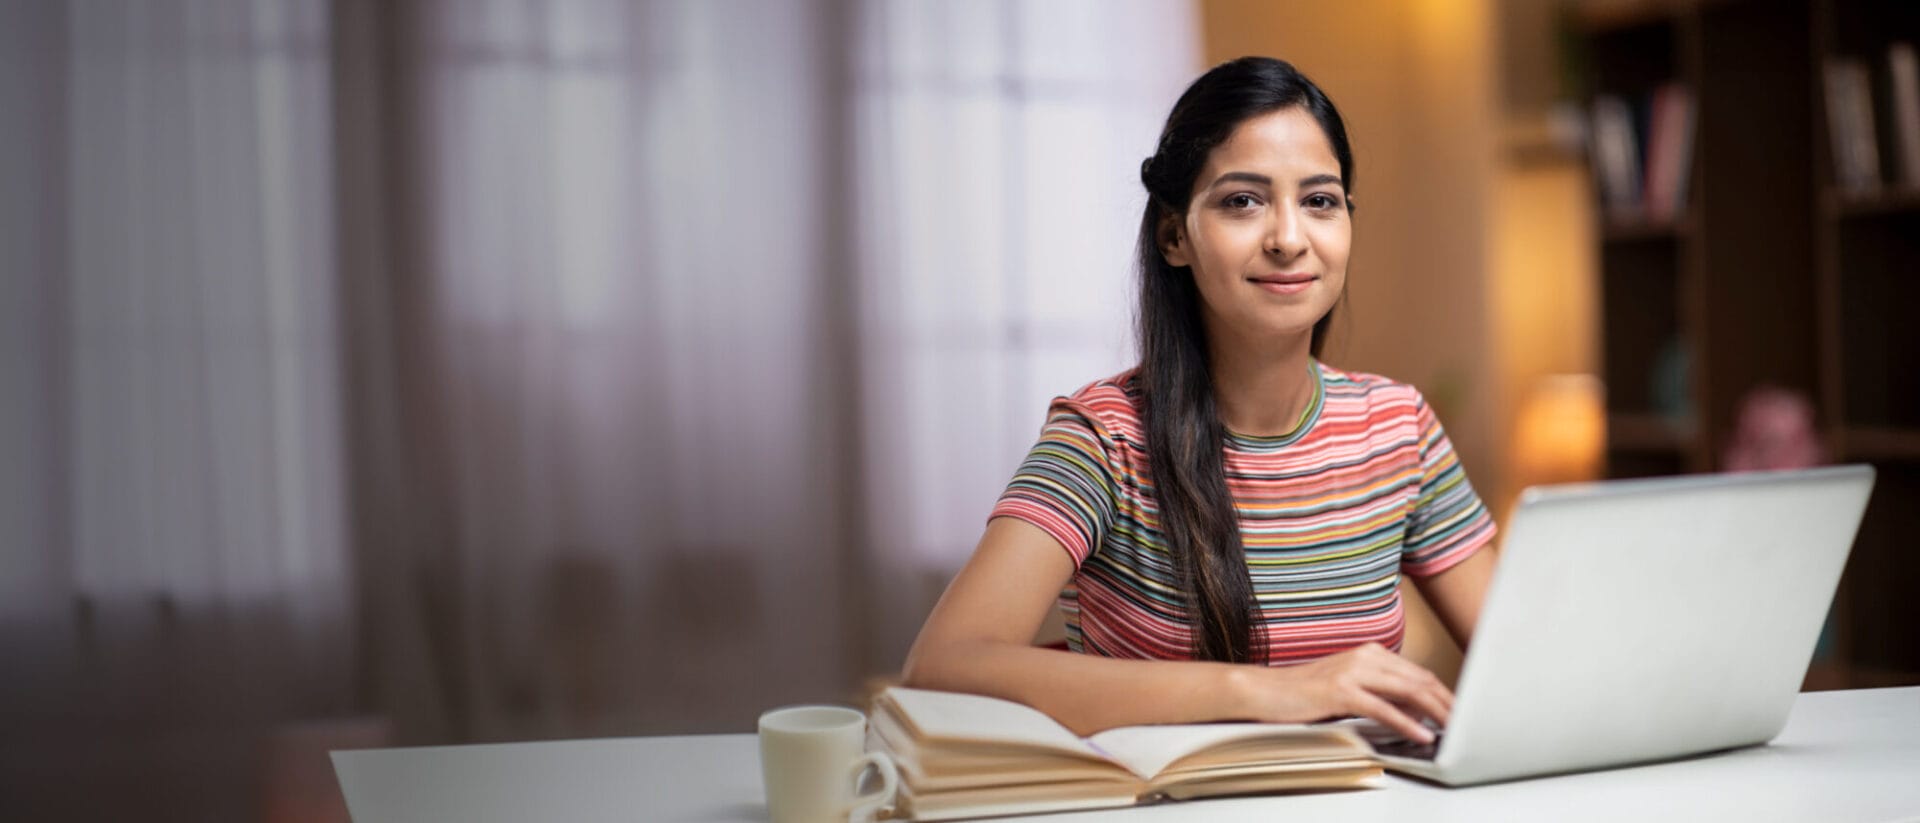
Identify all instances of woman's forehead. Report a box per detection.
[1203,108,1340,183]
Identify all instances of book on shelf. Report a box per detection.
[1589,84,1691,224]
[1825,57,1882,193]
[1643,83,1694,222]
[1888,42,1920,188]
[867,687,1380,821]
[1591,94,1643,218]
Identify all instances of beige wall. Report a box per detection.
[1489,162,1599,522]
[1487,0,1600,523]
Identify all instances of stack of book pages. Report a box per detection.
[866,687,1380,821]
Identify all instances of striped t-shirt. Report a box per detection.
[990,361,1495,664]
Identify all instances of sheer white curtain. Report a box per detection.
[0,0,347,619]
[850,0,1199,655]
[65,0,348,617]
[367,0,1200,736]
[0,0,348,653]
[0,1,352,817]
[1,1,1204,774]
[371,0,860,740]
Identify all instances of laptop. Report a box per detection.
[1365,464,1875,786]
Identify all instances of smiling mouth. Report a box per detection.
[1250,276,1317,294]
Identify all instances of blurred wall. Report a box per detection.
[1489,0,1599,523]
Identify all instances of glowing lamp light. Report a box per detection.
[1513,374,1606,488]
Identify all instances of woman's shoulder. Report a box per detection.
[1050,368,1146,441]
[1062,367,1141,402]
[1315,361,1429,417]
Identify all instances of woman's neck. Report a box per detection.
[1207,328,1317,438]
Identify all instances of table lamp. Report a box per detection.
[1512,373,1605,489]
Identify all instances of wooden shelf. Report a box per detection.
[1801,661,1920,691]
[1607,413,1692,452]
[1801,660,1853,691]
[1571,0,1683,33]
[1600,214,1694,242]
[1823,186,1920,218]
[1837,426,1920,461]
[1586,0,1920,680]
[1500,112,1587,169]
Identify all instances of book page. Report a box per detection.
[1086,723,1366,780]
[883,688,1102,759]
[1150,762,1382,801]
[875,704,1118,791]
[900,781,1138,822]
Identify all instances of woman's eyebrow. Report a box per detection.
[1207,171,1343,189]
[1208,171,1272,188]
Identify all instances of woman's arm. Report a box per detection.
[903,517,1454,741]
[1412,547,1497,649]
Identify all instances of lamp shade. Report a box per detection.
[1513,373,1605,488]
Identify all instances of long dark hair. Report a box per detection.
[1135,57,1355,665]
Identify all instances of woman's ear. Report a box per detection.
[1158,213,1191,267]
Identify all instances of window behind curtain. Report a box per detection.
[851,0,1201,570]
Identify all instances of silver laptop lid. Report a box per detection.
[1436,465,1875,784]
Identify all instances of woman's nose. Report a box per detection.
[1265,206,1307,258]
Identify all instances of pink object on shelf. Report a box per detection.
[1723,386,1826,472]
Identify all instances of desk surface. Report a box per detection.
[335,687,1920,822]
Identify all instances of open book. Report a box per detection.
[868,687,1380,821]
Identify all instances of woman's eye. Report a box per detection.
[1306,193,1342,210]
[1220,193,1258,210]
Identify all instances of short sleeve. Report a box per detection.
[989,401,1120,568]
[1401,395,1497,577]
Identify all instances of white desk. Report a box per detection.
[334,687,1920,822]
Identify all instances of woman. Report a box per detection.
[900,57,1498,745]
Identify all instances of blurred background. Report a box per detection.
[1,0,1915,820]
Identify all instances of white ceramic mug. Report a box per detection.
[758,705,898,823]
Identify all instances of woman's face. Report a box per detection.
[1160,106,1349,351]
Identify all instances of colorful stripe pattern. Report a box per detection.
[990,362,1495,664]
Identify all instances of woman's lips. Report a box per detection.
[1250,276,1317,295]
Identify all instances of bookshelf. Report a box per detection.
[1574,0,1920,690]
[1814,0,1920,691]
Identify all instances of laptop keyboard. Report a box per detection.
[1371,733,1442,761]
[1353,722,1444,761]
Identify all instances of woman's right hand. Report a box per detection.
[1227,642,1452,743]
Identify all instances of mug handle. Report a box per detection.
[846,751,899,823]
